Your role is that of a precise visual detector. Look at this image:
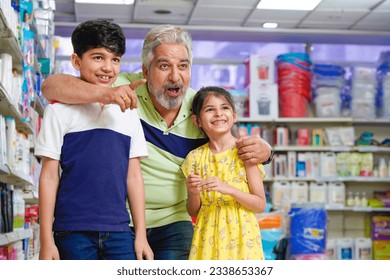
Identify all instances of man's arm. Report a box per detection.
[42,74,145,111]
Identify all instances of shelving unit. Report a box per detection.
[0,9,22,73]
[0,5,46,260]
[239,116,390,239]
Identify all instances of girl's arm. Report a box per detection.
[127,157,154,260]
[185,174,202,217]
[38,157,61,260]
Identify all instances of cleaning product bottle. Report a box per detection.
[346,191,354,207]
[360,192,368,207]
[379,158,388,178]
[354,192,360,207]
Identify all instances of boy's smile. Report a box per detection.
[71,47,121,88]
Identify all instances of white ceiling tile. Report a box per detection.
[75,3,133,23]
[316,0,383,10]
[356,10,390,23]
[374,0,390,10]
[196,0,258,8]
[247,9,309,22]
[190,7,250,22]
[299,21,359,29]
[304,9,369,22]
[133,3,193,24]
[189,18,246,26]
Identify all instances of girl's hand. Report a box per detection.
[199,177,232,195]
[186,174,202,197]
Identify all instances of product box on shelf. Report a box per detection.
[247,55,276,85]
[249,83,278,120]
[373,240,390,260]
[370,215,390,240]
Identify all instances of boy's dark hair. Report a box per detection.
[191,86,236,117]
[71,19,126,57]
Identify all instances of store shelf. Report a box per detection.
[0,83,34,135]
[238,117,354,124]
[0,163,8,175]
[31,94,45,118]
[0,164,33,186]
[264,177,390,183]
[326,206,390,212]
[238,117,390,125]
[23,189,38,205]
[274,145,390,152]
[0,9,23,73]
[0,229,33,246]
[353,119,390,125]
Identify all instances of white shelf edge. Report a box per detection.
[273,145,390,152]
[264,177,390,183]
[0,164,34,186]
[238,117,390,124]
[0,83,34,135]
[0,229,33,246]
[326,206,390,212]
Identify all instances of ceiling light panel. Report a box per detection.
[257,0,322,11]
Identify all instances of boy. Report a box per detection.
[35,19,153,260]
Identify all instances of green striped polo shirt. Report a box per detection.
[113,72,207,228]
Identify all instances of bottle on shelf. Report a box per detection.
[378,158,388,178]
[346,191,354,207]
[360,192,368,207]
[354,192,361,207]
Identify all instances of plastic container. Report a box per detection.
[291,181,309,203]
[326,238,337,260]
[271,181,291,209]
[354,237,372,260]
[309,182,327,203]
[327,182,345,207]
[336,238,354,260]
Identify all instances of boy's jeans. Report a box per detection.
[135,221,193,260]
[54,231,135,260]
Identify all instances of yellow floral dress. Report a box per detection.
[181,143,265,260]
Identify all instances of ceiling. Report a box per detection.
[52,0,390,45]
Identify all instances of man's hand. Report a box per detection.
[236,135,272,165]
[110,79,146,112]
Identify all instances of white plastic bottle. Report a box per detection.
[360,192,368,207]
[378,158,388,178]
[354,192,360,207]
[346,191,354,207]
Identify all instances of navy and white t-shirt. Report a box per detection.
[35,102,148,232]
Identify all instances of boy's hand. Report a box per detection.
[112,79,146,112]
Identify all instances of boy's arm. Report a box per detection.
[41,74,145,112]
[38,157,61,260]
[127,157,154,260]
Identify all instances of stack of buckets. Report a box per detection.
[276,53,313,117]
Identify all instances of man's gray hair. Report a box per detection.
[142,24,193,69]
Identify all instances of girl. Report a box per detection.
[181,86,266,260]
